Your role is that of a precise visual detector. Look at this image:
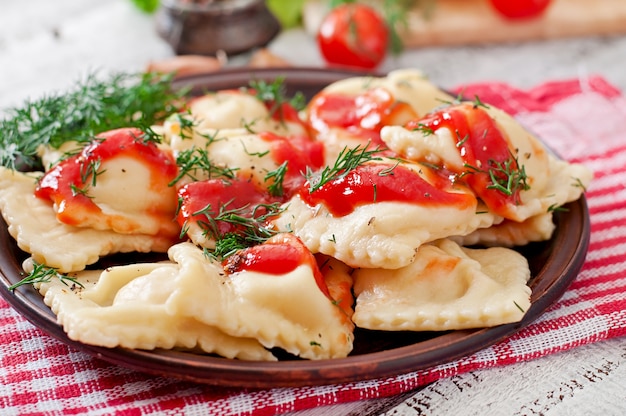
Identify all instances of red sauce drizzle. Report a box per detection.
[35,127,177,226]
[299,163,475,217]
[307,87,418,146]
[223,233,331,298]
[406,103,519,216]
[176,179,274,237]
[259,131,324,196]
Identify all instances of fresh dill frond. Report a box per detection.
[462,153,530,198]
[410,122,435,136]
[170,146,238,185]
[193,201,284,260]
[265,161,289,197]
[305,144,384,193]
[79,158,106,187]
[247,77,306,122]
[472,95,490,109]
[0,71,186,170]
[547,203,569,213]
[8,262,84,292]
[572,176,588,192]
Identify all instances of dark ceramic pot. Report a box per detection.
[156,0,281,56]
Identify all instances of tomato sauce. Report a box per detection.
[259,131,324,196]
[176,178,275,238]
[223,233,331,298]
[299,163,475,217]
[307,87,418,147]
[406,103,523,217]
[35,128,178,226]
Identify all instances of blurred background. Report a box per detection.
[2,0,626,108]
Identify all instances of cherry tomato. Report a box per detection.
[317,3,389,70]
[488,0,552,19]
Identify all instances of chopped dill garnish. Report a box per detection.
[548,203,569,213]
[9,262,84,292]
[411,123,435,136]
[170,145,238,186]
[247,77,306,122]
[265,161,289,197]
[79,158,105,187]
[378,161,399,176]
[462,153,530,198]
[572,176,587,192]
[305,144,384,193]
[472,95,490,109]
[188,201,284,260]
[165,112,197,142]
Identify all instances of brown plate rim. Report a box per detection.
[0,67,591,388]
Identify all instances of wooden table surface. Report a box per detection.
[1,1,626,415]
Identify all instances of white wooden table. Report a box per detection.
[2,1,626,415]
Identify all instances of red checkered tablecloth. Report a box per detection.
[1,75,626,416]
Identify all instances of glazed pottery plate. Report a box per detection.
[0,68,590,388]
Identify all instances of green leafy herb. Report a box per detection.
[170,145,238,186]
[418,161,441,171]
[189,201,284,260]
[471,95,490,109]
[0,71,185,170]
[378,161,399,176]
[70,183,92,198]
[456,133,469,148]
[79,158,105,187]
[547,203,569,213]
[463,154,530,198]
[165,112,197,142]
[265,161,289,197]
[242,143,270,158]
[305,144,383,193]
[248,77,306,122]
[411,122,435,136]
[572,176,587,192]
[9,262,84,292]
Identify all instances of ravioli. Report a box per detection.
[33,260,275,361]
[274,196,499,270]
[352,239,532,331]
[451,212,556,247]
[274,159,501,269]
[35,128,180,239]
[313,68,454,119]
[182,89,308,138]
[305,69,455,164]
[165,240,355,360]
[166,128,275,188]
[0,167,174,272]
[382,102,593,222]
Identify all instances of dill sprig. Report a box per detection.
[0,71,186,170]
[410,122,435,136]
[548,203,569,213]
[8,262,84,292]
[247,77,306,121]
[265,161,289,197]
[170,145,238,186]
[191,201,284,260]
[305,144,384,193]
[463,154,530,198]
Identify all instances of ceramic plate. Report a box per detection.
[0,68,590,388]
